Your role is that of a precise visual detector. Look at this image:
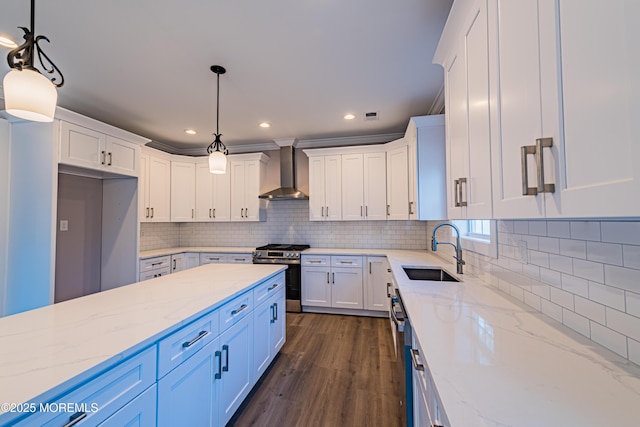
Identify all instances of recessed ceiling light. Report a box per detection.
[259,122,271,128]
[184,129,197,135]
[344,113,356,120]
[0,36,17,49]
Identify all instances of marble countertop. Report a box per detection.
[140,246,256,259]
[0,263,285,419]
[307,248,640,425]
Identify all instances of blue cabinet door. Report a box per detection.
[98,384,157,427]
[157,338,220,427]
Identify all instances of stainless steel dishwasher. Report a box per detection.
[390,286,414,426]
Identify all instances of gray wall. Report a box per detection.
[55,174,103,302]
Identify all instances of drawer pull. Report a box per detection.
[231,304,248,315]
[339,261,353,264]
[268,283,279,291]
[182,330,208,348]
[234,258,246,262]
[63,412,87,427]
[308,260,322,264]
[410,348,424,371]
[151,262,163,266]
[215,350,222,379]
[222,344,229,372]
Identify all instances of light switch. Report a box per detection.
[59,220,69,232]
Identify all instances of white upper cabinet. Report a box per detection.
[59,121,140,177]
[195,161,231,222]
[386,142,410,220]
[363,152,387,220]
[229,153,269,222]
[307,154,342,221]
[341,153,365,221]
[434,0,492,220]
[546,0,640,217]
[170,160,196,222]
[140,148,171,223]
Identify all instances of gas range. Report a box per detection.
[252,244,310,264]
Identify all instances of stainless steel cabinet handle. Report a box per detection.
[308,260,322,264]
[146,207,149,218]
[209,208,212,218]
[409,201,414,215]
[101,150,106,165]
[369,262,372,274]
[234,258,245,262]
[274,302,278,321]
[458,177,468,207]
[268,283,279,291]
[321,206,324,217]
[222,344,229,372]
[332,272,335,284]
[240,208,244,218]
[151,262,162,266]
[108,152,112,166]
[410,348,425,371]
[192,208,194,219]
[454,179,460,207]
[387,204,390,216]
[535,137,555,194]
[173,259,176,270]
[339,261,353,264]
[182,330,208,348]
[215,350,222,379]
[365,206,368,217]
[150,207,154,218]
[245,207,248,217]
[63,411,87,427]
[360,206,363,216]
[326,272,329,283]
[326,206,329,217]
[386,282,392,297]
[231,304,248,315]
[521,145,538,196]
[213,208,216,218]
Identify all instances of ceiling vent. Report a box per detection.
[364,112,379,121]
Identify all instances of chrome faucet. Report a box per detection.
[431,222,465,274]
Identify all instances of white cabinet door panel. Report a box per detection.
[106,136,138,177]
[364,152,387,220]
[170,161,195,222]
[332,267,363,309]
[386,145,409,220]
[324,155,342,220]
[301,267,331,307]
[341,153,364,221]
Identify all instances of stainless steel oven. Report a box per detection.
[252,244,309,313]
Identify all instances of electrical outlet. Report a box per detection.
[59,220,69,232]
[516,240,528,263]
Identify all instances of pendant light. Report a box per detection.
[207,65,229,174]
[3,0,64,122]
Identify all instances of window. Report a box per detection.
[452,219,497,258]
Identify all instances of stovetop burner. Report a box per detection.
[255,244,310,252]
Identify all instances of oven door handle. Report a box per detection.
[390,297,405,332]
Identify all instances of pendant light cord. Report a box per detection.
[216,70,220,136]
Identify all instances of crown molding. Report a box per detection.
[428,85,445,115]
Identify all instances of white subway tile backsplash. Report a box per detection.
[561,274,589,298]
[574,296,605,324]
[629,339,640,366]
[549,254,573,274]
[587,241,623,266]
[606,308,640,342]
[538,237,560,254]
[559,239,587,259]
[570,221,601,241]
[626,292,640,318]
[541,299,563,323]
[547,221,571,238]
[540,267,562,288]
[590,323,628,358]
[524,291,541,311]
[604,264,640,293]
[514,221,529,234]
[601,221,640,245]
[550,287,574,309]
[622,245,640,270]
[528,250,549,268]
[562,309,590,338]
[589,282,626,312]
[572,258,605,283]
[528,221,547,237]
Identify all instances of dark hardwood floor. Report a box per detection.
[230,313,405,427]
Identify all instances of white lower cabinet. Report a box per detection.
[411,333,450,427]
[253,279,286,379]
[98,384,157,427]
[171,253,185,273]
[139,256,171,281]
[365,256,391,312]
[301,255,364,310]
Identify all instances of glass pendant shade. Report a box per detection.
[209,150,227,174]
[3,69,57,122]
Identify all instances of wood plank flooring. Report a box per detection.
[230,313,405,427]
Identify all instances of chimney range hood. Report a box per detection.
[259,143,308,200]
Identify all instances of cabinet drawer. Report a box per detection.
[254,271,286,307]
[199,253,229,264]
[17,347,157,427]
[139,266,171,282]
[331,255,363,268]
[301,255,330,266]
[139,256,171,272]
[226,253,252,263]
[220,291,252,333]
[157,309,219,378]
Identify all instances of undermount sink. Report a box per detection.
[403,267,460,282]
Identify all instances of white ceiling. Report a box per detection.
[0,0,452,153]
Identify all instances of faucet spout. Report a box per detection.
[431,222,465,274]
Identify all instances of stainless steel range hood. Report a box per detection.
[259,145,308,200]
